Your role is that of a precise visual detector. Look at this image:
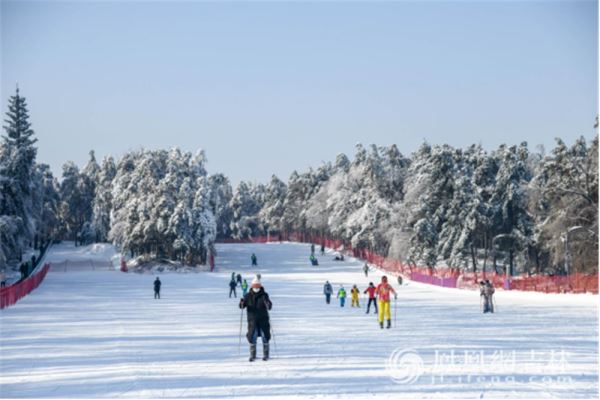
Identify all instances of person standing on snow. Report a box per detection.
[241,279,249,296]
[239,276,273,361]
[251,253,258,266]
[376,276,397,329]
[236,273,242,286]
[323,281,333,304]
[363,263,369,277]
[311,243,315,255]
[229,278,237,298]
[351,285,360,307]
[320,243,325,256]
[364,282,378,314]
[154,277,161,299]
[482,280,495,313]
[337,285,347,307]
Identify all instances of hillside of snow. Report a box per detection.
[0,242,597,399]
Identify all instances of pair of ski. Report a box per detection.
[238,309,277,361]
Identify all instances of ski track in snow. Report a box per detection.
[0,242,598,399]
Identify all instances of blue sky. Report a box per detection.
[1,1,597,184]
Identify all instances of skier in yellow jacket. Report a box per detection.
[350,285,360,307]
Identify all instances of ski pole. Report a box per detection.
[270,320,277,355]
[238,308,244,356]
[394,297,397,328]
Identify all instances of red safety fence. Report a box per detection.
[218,232,598,294]
[0,263,50,309]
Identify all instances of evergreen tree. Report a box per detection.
[259,175,287,236]
[91,156,116,242]
[0,87,39,261]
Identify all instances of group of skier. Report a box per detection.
[324,275,398,329]
[228,245,498,362]
[229,272,249,298]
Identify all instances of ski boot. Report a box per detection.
[249,344,257,362]
[262,343,270,361]
[379,321,384,329]
[387,320,391,329]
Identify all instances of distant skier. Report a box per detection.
[334,253,344,261]
[364,282,378,314]
[229,278,237,298]
[376,276,397,329]
[481,280,495,313]
[251,253,258,266]
[323,280,333,304]
[350,285,360,307]
[397,275,403,286]
[310,254,319,266]
[19,262,27,280]
[239,276,272,361]
[337,285,347,307]
[363,263,369,277]
[236,273,242,286]
[320,243,325,255]
[241,279,249,296]
[154,277,161,299]
[311,243,315,255]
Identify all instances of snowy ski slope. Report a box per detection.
[0,242,597,399]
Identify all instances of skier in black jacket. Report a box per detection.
[239,276,272,361]
[229,279,237,298]
[154,277,161,299]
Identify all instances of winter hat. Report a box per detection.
[251,276,262,288]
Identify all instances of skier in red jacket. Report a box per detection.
[364,282,378,314]
[376,276,397,329]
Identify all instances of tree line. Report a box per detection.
[1,88,597,275]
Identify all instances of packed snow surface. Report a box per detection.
[1,243,597,399]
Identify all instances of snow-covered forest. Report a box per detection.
[1,88,597,275]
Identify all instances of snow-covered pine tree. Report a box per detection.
[0,87,38,261]
[91,156,116,242]
[488,143,534,275]
[79,151,100,243]
[108,148,215,265]
[405,144,457,268]
[529,136,598,274]
[32,164,60,247]
[207,173,233,238]
[230,181,263,239]
[59,162,87,245]
[259,175,287,237]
